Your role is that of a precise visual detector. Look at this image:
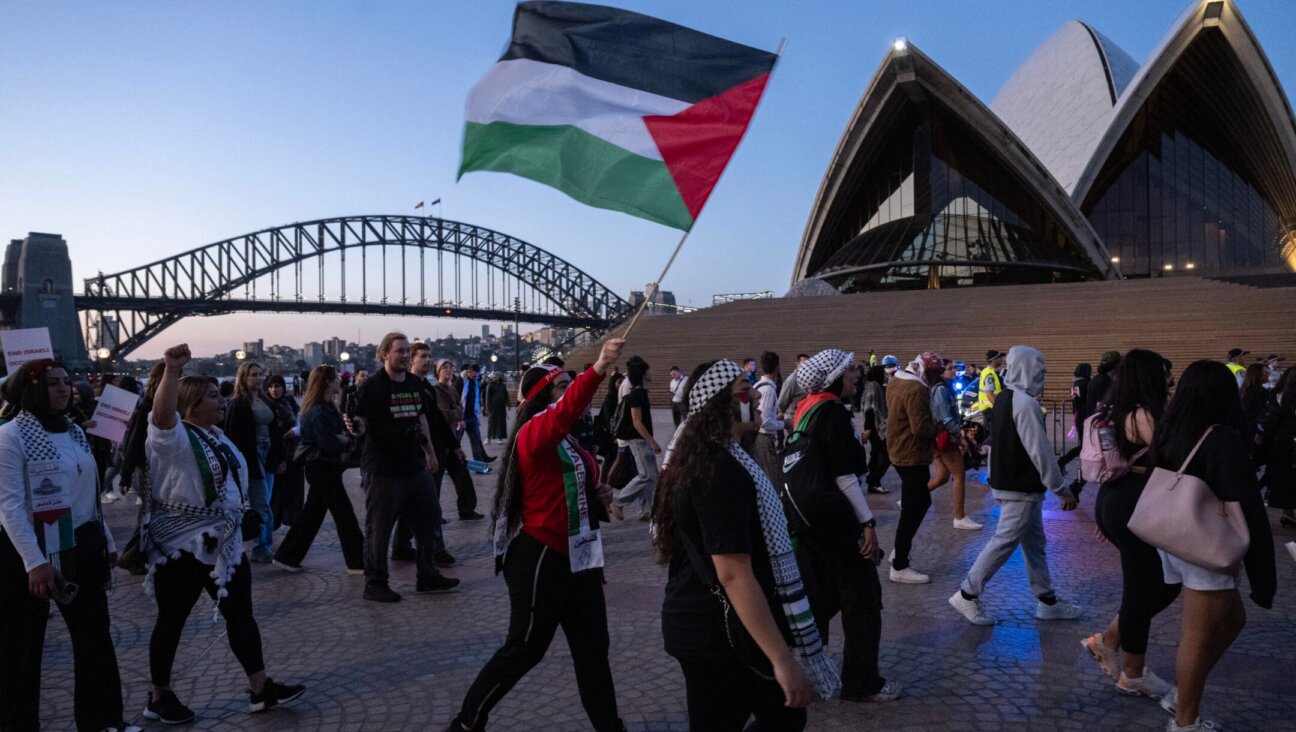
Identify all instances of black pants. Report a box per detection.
[464,418,490,461]
[149,553,264,686]
[457,534,620,731]
[443,451,478,516]
[795,523,885,698]
[677,654,806,731]
[364,471,445,588]
[1095,473,1182,655]
[671,401,687,427]
[0,525,124,732]
[275,461,364,569]
[892,464,933,571]
[865,434,891,488]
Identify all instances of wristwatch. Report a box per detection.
[861,518,877,529]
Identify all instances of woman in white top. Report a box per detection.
[141,344,304,725]
[0,358,132,731]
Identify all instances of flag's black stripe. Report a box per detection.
[501,1,776,105]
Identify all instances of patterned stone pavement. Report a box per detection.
[35,413,1296,731]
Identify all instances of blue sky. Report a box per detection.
[3,0,1293,358]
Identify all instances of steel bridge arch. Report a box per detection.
[81,215,631,358]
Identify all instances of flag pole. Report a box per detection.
[618,37,785,341]
[618,229,690,339]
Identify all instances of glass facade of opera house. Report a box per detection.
[797,1,1296,292]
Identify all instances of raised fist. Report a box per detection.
[164,344,191,370]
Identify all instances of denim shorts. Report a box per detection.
[1159,549,1237,591]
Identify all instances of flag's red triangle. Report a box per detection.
[643,73,770,221]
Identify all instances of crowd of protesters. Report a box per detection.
[0,334,1290,732]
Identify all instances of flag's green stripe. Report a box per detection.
[460,120,693,231]
[558,446,581,536]
[58,513,74,550]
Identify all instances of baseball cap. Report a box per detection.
[1227,348,1249,360]
[985,349,1005,361]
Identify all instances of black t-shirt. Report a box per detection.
[662,447,782,660]
[810,400,869,478]
[622,387,653,438]
[355,369,433,478]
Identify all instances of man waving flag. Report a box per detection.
[459,1,777,231]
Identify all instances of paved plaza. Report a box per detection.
[37,414,1296,731]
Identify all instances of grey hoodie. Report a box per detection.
[990,345,1069,503]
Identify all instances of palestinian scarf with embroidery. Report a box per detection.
[681,360,841,699]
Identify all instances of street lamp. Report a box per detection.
[95,347,111,376]
[236,350,247,361]
[340,351,350,362]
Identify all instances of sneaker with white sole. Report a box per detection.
[1117,667,1173,699]
[1081,632,1121,679]
[1167,716,1220,731]
[948,590,994,625]
[1286,541,1296,564]
[952,516,983,530]
[842,679,902,702]
[888,566,930,584]
[1035,599,1082,620]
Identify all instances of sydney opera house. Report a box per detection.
[793,0,1296,292]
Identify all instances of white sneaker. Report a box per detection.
[100,492,119,504]
[888,566,930,584]
[1161,688,1178,715]
[1035,599,1082,620]
[952,516,983,530]
[949,590,994,625]
[1117,667,1173,699]
[1081,632,1121,679]
[1286,541,1296,564]
[1166,716,1220,731]
[895,499,903,509]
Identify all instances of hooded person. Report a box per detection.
[784,349,902,703]
[949,346,1083,626]
[884,352,941,584]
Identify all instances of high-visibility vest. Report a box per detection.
[977,367,1001,412]
[1226,362,1245,384]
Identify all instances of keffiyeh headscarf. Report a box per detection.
[677,358,841,699]
[906,352,943,386]
[797,349,855,393]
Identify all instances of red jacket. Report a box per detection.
[518,367,604,554]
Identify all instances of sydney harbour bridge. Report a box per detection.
[1,215,632,364]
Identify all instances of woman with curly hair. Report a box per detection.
[655,359,841,731]
[448,339,626,732]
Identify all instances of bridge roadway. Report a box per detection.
[36,411,1296,730]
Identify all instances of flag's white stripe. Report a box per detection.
[466,58,690,162]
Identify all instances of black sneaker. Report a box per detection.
[433,550,456,567]
[867,484,890,494]
[459,511,486,521]
[249,678,306,713]
[445,716,480,732]
[364,584,402,603]
[143,689,196,725]
[390,546,416,562]
[416,576,461,594]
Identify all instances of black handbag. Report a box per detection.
[677,530,775,679]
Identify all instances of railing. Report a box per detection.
[712,290,775,305]
[1045,399,1075,457]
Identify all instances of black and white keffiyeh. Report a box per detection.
[688,360,743,416]
[797,349,855,393]
[677,360,841,698]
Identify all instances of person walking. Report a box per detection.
[265,374,304,529]
[655,359,840,731]
[886,352,943,583]
[1057,362,1093,496]
[349,332,459,602]
[142,344,304,722]
[785,349,901,704]
[860,364,892,494]
[668,366,689,427]
[272,366,364,574]
[431,358,482,520]
[1261,372,1296,529]
[949,346,1083,626]
[1087,351,1122,418]
[460,364,495,463]
[116,361,167,575]
[0,358,134,732]
[1079,349,1179,701]
[223,361,282,562]
[610,356,659,521]
[484,373,510,444]
[1152,361,1275,732]
[929,359,981,530]
[751,351,785,485]
[447,339,628,732]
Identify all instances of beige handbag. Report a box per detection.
[1127,425,1250,573]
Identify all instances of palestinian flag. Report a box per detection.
[460,1,777,231]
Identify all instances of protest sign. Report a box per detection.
[85,383,138,444]
[1,327,54,372]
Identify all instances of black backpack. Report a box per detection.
[612,387,642,441]
[778,402,840,536]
